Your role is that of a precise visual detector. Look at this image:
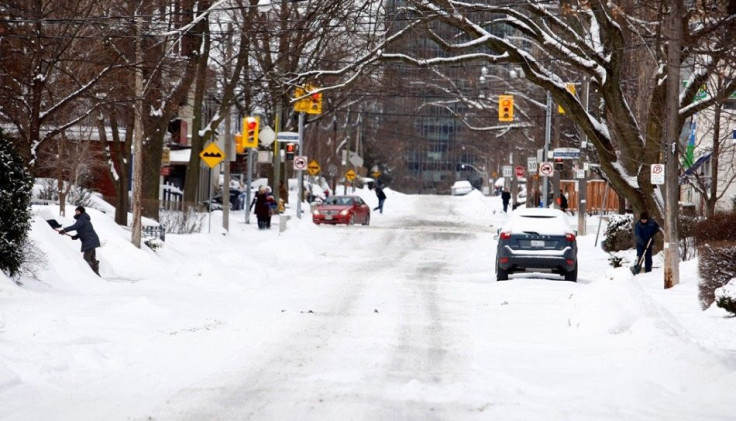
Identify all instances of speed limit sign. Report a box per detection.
[293,155,307,170]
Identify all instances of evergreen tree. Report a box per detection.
[0,129,33,278]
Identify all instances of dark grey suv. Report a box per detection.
[495,208,578,282]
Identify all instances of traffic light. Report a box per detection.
[499,94,514,122]
[309,92,322,114]
[285,143,296,160]
[234,133,244,154]
[554,158,564,171]
[243,116,259,148]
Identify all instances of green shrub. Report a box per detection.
[0,132,34,278]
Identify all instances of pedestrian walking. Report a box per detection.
[558,189,569,214]
[634,212,660,273]
[250,186,272,229]
[501,188,511,213]
[57,206,101,276]
[372,184,387,214]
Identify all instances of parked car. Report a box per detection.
[312,195,370,226]
[204,188,245,211]
[495,207,578,282]
[451,180,474,196]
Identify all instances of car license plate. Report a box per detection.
[325,214,333,220]
[531,240,545,247]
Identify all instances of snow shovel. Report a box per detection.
[630,237,653,275]
[46,219,71,236]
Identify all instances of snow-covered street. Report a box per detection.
[1,188,735,420]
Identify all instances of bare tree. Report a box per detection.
[299,0,736,222]
[0,0,126,166]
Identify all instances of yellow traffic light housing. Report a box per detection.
[242,116,259,148]
[234,133,244,154]
[499,94,514,122]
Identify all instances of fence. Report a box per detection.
[142,225,166,242]
[562,179,620,213]
[161,182,183,211]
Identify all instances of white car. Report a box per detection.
[451,180,474,196]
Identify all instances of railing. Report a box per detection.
[142,225,166,242]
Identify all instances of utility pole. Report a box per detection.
[577,78,589,235]
[542,91,552,207]
[663,0,682,289]
[131,16,143,248]
[223,106,231,232]
[222,23,234,232]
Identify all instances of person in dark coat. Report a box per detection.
[373,184,387,214]
[558,189,569,214]
[501,188,511,213]
[58,206,101,276]
[634,212,660,273]
[250,186,272,229]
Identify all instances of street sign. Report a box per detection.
[348,151,363,168]
[552,147,581,159]
[651,164,665,185]
[527,157,537,172]
[345,169,356,181]
[277,131,299,144]
[576,169,586,179]
[328,164,338,177]
[199,142,225,168]
[293,156,307,170]
[259,125,276,147]
[514,166,525,178]
[372,170,381,178]
[502,165,513,178]
[539,161,554,177]
[307,160,321,176]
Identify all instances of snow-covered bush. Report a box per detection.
[715,278,736,316]
[695,212,736,310]
[0,132,34,278]
[602,214,634,267]
[158,208,205,234]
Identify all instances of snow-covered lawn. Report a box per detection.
[1,187,734,420]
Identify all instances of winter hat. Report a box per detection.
[640,212,649,220]
[75,206,86,213]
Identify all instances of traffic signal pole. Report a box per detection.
[296,112,305,219]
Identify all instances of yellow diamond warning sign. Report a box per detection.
[307,160,321,176]
[345,169,356,181]
[199,142,225,168]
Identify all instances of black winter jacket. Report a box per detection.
[62,213,101,252]
[634,219,660,246]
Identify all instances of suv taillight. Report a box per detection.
[500,232,511,240]
[565,233,576,242]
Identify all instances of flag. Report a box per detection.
[683,119,695,168]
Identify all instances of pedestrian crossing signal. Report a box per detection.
[499,95,514,122]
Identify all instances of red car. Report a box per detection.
[312,195,370,226]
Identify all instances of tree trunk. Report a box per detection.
[183,8,212,207]
[705,103,721,217]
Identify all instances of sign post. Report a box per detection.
[199,142,226,233]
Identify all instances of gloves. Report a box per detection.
[71,235,79,240]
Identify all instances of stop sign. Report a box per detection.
[514,166,525,177]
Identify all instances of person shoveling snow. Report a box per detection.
[51,206,101,276]
[631,212,659,275]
